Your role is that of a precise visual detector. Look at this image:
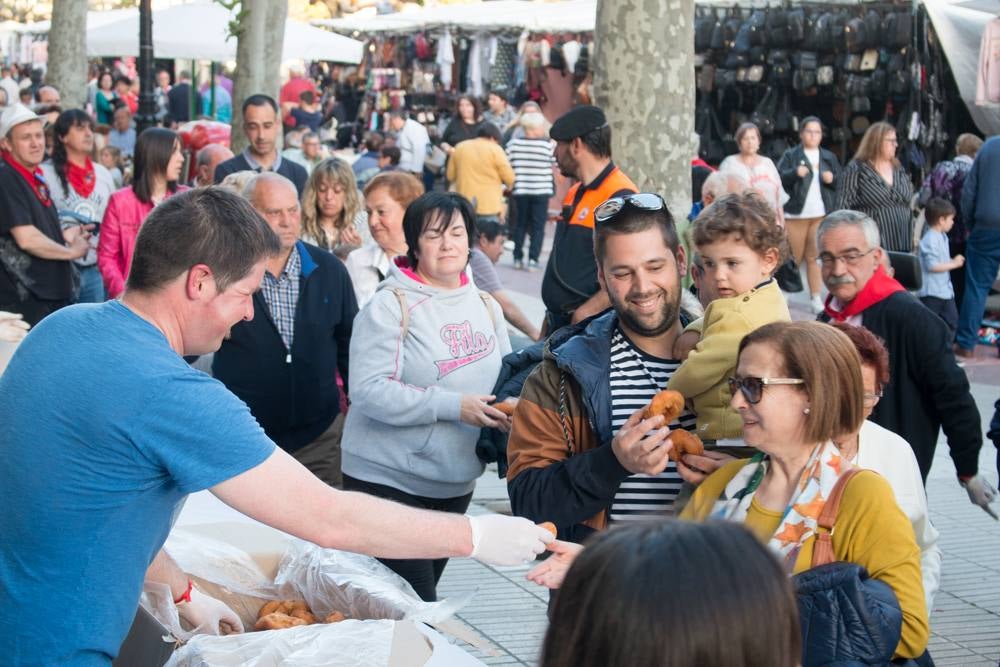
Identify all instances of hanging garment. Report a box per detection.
[976,18,1000,105]
[437,28,455,90]
[562,39,581,74]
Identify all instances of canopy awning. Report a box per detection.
[85,2,363,63]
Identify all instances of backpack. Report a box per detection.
[845,17,867,54]
[695,12,716,51]
[883,11,912,49]
[392,288,497,339]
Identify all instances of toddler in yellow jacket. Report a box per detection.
[668,192,790,444]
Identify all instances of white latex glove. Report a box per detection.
[176,587,244,635]
[961,474,999,520]
[468,514,554,566]
[0,311,29,343]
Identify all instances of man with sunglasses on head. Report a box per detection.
[540,105,637,333]
[507,193,701,544]
[816,209,997,518]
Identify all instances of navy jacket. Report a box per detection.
[213,153,308,197]
[213,242,357,453]
[962,135,1000,232]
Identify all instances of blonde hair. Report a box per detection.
[853,121,899,167]
[301,158,364,249]
[362,171,425,209]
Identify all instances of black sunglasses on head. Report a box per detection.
[594,193,667,225]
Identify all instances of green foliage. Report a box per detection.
[214,0,247,41]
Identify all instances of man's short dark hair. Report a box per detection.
[594,199,679,265]
[241,93,278,116]
[477,123,503,142]
[380,145,401,166]
[925,197,956,227]
[388,110,407,120]
[580,125,612,159]
[477,219,508,243]
[127,188,281,293]
[364,131,384,152]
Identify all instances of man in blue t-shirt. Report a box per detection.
[0,188,552,665]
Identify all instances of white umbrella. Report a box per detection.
[86,2,362,63]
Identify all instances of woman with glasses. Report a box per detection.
[829,322,941,612]
[680,320,928,661]
[300,158,370,260]
[529,321,929,663]
[718,122,788,226]
[777,117,842,313]
[836,121,914,253]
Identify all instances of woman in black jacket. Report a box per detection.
[441,95,483,153]
[777,117,841,314]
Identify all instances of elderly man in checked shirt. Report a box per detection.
[211,173,358,487]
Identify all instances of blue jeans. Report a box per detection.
[955,228,1000,350]
[76,265,107,304]
[513,195,549,262]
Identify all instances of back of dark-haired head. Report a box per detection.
[476,219,508,243]
[113,74,132,88]
[476,123,503,142]
[579,124,612,159]
[299,90,315,105]
[363,131,385,152]
[693,191,787,262]
[541,520,800,667]
[593,197,679,266]
[51,108,95,193]
[380,145,401,166]
[133,127,180,204]
[241,93,278,116]
[402,191,478,269]
[925,197,956,227]
[126,187,280,294]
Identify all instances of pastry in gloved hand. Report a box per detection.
[177,586,244,635]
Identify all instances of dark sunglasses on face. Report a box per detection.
[728,376,805,404]
[594,193,667,225]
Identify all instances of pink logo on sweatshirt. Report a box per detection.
[434,321,496,379]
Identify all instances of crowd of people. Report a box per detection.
[0,62,998,667]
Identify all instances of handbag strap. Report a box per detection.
[811,468,863,568]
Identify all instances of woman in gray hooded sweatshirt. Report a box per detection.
[341,191,512,601]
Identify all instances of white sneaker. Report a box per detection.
[810,295,824,314]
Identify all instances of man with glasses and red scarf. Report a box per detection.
[0,104,90,325]
[816,209,997,518]
[507,193,704,545]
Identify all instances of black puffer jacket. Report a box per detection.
[777,144,841,216]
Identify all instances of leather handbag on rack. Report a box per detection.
[750,86,779,135]
[845,17,868,54]
[787,8,806,43]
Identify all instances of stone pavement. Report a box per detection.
[437,241,1000,666]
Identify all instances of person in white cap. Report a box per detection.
[0,103,90,325]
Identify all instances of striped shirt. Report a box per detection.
[608,327,697,522]
[505,137,556,196]
[835,160,914,253]
[260,247,301,351]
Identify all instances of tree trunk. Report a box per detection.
[232,0,286,153]
[46,0,88,110]
[593,0,696,242]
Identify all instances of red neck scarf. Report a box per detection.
[2,150,51,206]
[824,265,905,321]
[66,157,96,198]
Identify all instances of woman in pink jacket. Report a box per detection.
[98,128,186,298]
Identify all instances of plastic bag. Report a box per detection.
[153,524,473,666]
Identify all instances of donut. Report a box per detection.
[257,600,284,618]
[254,612,308,631]
[289,607,317,624]
[492,401,516,417]
[668,429,705,463]
[538,522,557,537]
[324,611,347,624]
[643,390,685,424]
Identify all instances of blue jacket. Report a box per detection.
[962,135,1000,232]
[795,562,904,667]
[213,242,357,453]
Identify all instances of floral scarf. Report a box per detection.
[709,441,851,571]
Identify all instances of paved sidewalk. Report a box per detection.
[438,259,1000,666]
